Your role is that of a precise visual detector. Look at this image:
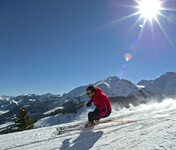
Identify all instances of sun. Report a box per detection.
[137,0,162,21]
[93,0,176,51]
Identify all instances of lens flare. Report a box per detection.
[124,53,132,62]
[139,24,143,28]
[122,64,126,68]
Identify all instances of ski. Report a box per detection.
[55,124,85,135]
[55,119,137,135]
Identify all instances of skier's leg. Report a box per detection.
[93,108,100,121]
[88,111,95,123]
[88,109,100,123]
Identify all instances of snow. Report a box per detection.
[35,107,88,128]
[12,99,19,105]
[136,85,145,89]
[29,99,36,102]
[0,122,13,133]
[43,107,64,115]
[0,110,9,115]
[15,98,23,104]
[94,77,140,97]
[0,98,176,150]
[0,96,13,101]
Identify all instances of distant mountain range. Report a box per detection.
[0,72,176,134]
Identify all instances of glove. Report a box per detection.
[86,101,92,107]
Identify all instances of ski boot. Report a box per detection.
[85,120,99,128]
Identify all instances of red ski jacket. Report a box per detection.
[90,88,112,118]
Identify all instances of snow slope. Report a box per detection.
[0,98,176,150]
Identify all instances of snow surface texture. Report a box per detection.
[0,98,176,150]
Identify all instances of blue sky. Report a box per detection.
[1,0,176,96]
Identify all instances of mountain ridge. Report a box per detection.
[0,71,176,133]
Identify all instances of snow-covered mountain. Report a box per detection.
[0,94,63,130]
[1,72,176,134]
[95,76,139,97]
[57,76,140,104]
[136,72,176,100]
[0,96,13,101]
[58,72,176,104]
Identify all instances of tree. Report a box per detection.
[13,107,34,131]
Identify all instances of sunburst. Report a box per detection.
[94,0,176,50]
[136,0,162,21]
[134,0,176,50]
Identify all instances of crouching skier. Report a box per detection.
[85,85,112,127]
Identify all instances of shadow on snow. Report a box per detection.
[60,126,103,150]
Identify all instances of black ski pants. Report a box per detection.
[88,103,111,123]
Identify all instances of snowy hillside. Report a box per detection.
[1,72,176,134]
[0,98,176,150]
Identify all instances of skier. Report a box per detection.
[85,85,112,127]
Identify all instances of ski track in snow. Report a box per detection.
[0,98,176,150]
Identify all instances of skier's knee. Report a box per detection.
[88,112,93,117]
